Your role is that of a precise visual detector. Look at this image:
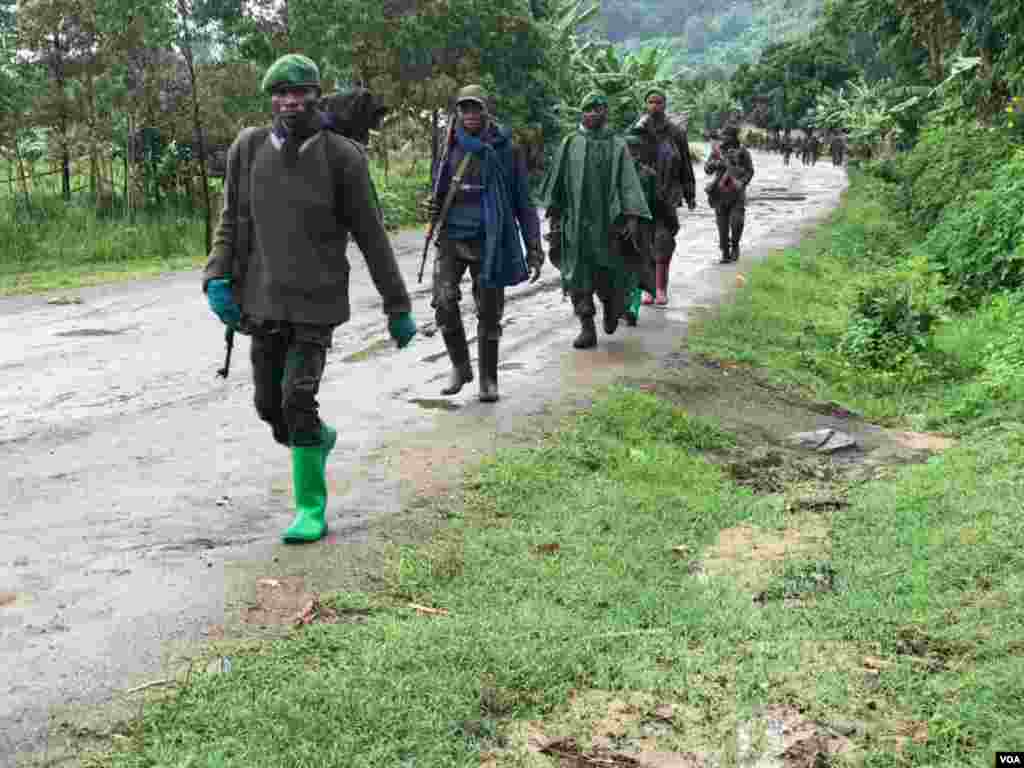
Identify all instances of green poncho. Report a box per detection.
[540,125,651,294]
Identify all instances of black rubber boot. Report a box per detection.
[729,243,740,262]
[603,307,619,335]
[478,337,500,403]
[440,328,473,396]
[718,246,731,264]
[573,316,598,349]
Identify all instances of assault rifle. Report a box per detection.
[418,113,460,284]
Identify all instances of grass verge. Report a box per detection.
[80,381,1023,767]
[0,161,429,297]
[62,172,1024,767]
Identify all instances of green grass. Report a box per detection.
[62,167,1024,767]
[82,385,1024,767]
[0,160,429,296]
[687,172,1024,434]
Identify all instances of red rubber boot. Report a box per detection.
[655,263,668,306]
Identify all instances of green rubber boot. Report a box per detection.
[282,428,333,544]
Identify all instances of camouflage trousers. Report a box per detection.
[715,201,745,253]
[250,322,333,448]
[431,237,505,342]
[572,267,624,322]
[653,204,680,265]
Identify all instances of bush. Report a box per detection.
[838,274,937,367]
[894,122,1018,229]
[920,148,1024,309]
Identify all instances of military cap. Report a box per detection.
[644,87,667,102]
[455,84,490,108]
[580,91,609,110]
[261,54,321,94]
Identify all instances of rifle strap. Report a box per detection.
[231,126,269,297]
[435,152,473,236]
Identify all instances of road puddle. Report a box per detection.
[409,397,462,411]
[55,328,127,337]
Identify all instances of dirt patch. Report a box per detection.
[485,693,856,768]
[394,442,476,498]
[242,576,314,626]
[695,517,831,594]
[736,704,854,766]
[484,691,714,767]
[887,430,955,453]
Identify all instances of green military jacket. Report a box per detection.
[204,128,410,327]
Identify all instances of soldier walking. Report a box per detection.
[808,132,821,165]
[427,84,543,402]
[541,92,652,349]
[630,89,696,307]
[622,124,659,326]
[704,123,755,265]
[203,54,417,544]
[830,133,846,166]
[781,134,793,166]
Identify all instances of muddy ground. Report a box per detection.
[1,153,859,765]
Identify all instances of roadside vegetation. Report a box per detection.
[0,160,429,296]
[76,120,1024,767]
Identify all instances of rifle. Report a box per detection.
[217,327,234,378]
[418,113,458,284]
[213,125,267,379]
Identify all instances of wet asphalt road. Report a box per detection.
[0,153,847,764]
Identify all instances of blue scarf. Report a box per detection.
[455,125,527,289]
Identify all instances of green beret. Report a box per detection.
[455,84,490,108]
[580,91,609,110]
[261,54,321,94]
[644,88,667,102]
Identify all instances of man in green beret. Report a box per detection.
[203,53,417,544]
[541,91,652,349]
[633,88,697,307]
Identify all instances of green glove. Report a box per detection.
[388,312,417,349]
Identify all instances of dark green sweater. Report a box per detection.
[205,130,410,326]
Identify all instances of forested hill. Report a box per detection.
[597,0,826,75]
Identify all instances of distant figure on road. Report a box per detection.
[704,123,755,265]
[202,53,416,544]
[623,124,659,326]
[631,88,697,307]
[425,84,543,403]
[807,132,821,166]
[781,135,794,166]
[830,133,846,167]
[541,92,652,350]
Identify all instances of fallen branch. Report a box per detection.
[125,679,178,695]
[409,603,450,617]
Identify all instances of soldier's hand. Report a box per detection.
[420,196,441,221]
[388,312,417,349]
[526,239,544,284]
[623,215,641,243]
[205,277,241,330]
